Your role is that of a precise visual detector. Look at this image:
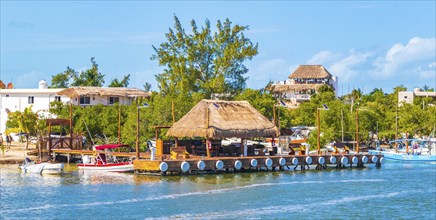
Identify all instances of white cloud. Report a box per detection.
[295,37,435,87]
[328,50,372,82]
[373,37,436,78]
[417,62,436,79]
[307,51,337,64]
[302,50,372,83]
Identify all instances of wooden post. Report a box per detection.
[48,123,52,161]
[172,100,178,147]
[136,106,140,160]
[317,109,321,154]
[356,109,359,153]
[69,102,73,149]
[395,105,398,153]
[206,105,211,157]
[241,138,245,156]
[118,104,121,144]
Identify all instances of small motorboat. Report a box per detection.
[369,138,436,162]
[77,144,134,172]
[20,158,64,174]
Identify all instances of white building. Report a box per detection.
[268,65,338,107]
[398,88,436,106]
[57,86,150,106]
[0,81,151,135]
[0,80,70,134]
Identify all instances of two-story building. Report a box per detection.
[398,88,436,106]
[0,80,68,134]
[0,80,151,135]
[268,65,338,107]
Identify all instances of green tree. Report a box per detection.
[151,15,258,98]
[233,88,276,120]
[109,74,131,87]
[6,107,38,149]
[50,58,105,88]
[143,82,152,92]
[49,67,76,88]
[71,57,105,87]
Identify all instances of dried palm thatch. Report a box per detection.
[167,99,280,139]
[269,84,324,93]
[57,87,151,98]
[289,65,332,79]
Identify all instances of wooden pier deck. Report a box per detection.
[134,153,383,175]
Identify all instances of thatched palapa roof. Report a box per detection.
[289,65,332,79]
[167,99,280,139]
[57,87,151,98]
[269,84,324,93]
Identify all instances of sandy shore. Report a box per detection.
[0,142,38,164]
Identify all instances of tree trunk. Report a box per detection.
[25,134,29,150]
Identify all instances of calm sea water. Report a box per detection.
[1,162,435,219]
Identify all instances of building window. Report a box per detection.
[80,96,91,105]
[54,96,61,102]
[404,96,408,99]
[28,96,34,104]
[109,97,119,105]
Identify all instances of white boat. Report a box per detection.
[20,158,64,174]
[77,144,133,172]
[369,138,435,162]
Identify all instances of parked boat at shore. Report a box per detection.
[369,138,435,162]
[19,158,64,174]
[77,144,134,172]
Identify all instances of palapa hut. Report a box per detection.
[57,86,151,106]
[167,99,280,157]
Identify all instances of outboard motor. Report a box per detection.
[82,155,91,164]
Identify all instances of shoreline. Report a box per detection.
[0,143,37,164]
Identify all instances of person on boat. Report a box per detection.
[413,142,418,155]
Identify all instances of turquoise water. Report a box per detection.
[1,162,435,219]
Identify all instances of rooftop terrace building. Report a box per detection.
[268,65,338,107]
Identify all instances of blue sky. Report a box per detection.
[1,1,435,95]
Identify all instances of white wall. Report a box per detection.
[398,91,414,105]
[0,88,69,134]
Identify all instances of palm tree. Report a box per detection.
[15,107,38,149]
[351,88,363,101]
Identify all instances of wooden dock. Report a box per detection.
[134,153,383,175]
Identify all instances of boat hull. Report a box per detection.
[369,150,436,162]
[77,162,134,172]
[20,163,64,174]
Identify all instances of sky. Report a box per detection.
[1,1,435,95]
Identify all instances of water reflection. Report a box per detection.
[79,170,135,185]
